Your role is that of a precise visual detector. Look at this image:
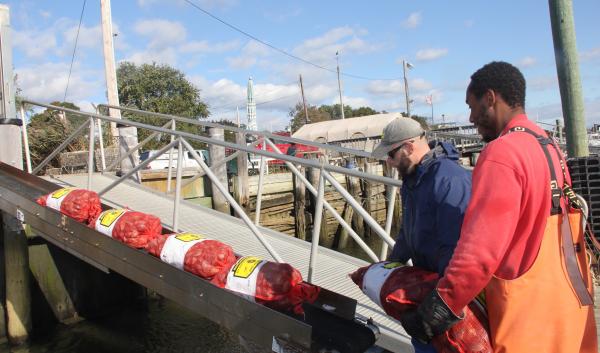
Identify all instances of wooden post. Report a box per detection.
[308,165,329,246]
[348,158,364,237]
[3,214,31,344]
[361,159,375,239]
[233,132,249,214]
[292,166,307,240]
[336,199,353,250]
[208,127,229,213]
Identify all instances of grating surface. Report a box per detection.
[49,173,412,353]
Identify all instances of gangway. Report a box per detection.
[8,100,416,352]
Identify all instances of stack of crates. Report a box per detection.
[567,156,600,262]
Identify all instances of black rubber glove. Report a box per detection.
[399,289,463,343]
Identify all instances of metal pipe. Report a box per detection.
[98,139,178,196]
[87,117,96,190]
[307,164,325,283]
[23,101,403,187]
[104,120,172,172]
[170,139,261,194]
[166,119,176,193]
[323,171,396,248]
[96,114,106,171]
[181,138,283,263]
[381,168,399,260]
[173,138,184,232]
[19,104,32,173]
[264,138,379,262]
[254,139,266,225]
[98,103,374,158]
[32,119,90,175]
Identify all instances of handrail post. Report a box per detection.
[166,119,176,193]
[381,168,398,260]
[87,116,96,190]
[95,109,107,171]
[254,138,267,225]
[308,161,326,283]
[173,138,184,232]
[19,103,32,173]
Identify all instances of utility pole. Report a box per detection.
[548,0,588,157]
[100,0,140,177]
[403,60,413,118]
[336,52,345,120]
[0,4,31,344]
[299,74,310,125]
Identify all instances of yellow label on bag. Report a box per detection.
[174,232,204,242]
[383,262,403,269]
[51,188,73,199]
[99,209,126,227]
[232,256,263,279]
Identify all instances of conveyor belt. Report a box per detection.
[49,173,411,352]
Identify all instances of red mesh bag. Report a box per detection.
[146,233,237,279]
[212,256,319,315]
[89,209,162,248]
[37,188,102,224]
[350,262,492,353]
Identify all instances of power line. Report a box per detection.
[63,0,87,102]
[182,0,403,81]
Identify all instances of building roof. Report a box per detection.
[291,113,404,143]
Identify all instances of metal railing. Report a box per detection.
[20,100,404,281]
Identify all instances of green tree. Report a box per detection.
[27,101,88,168]
[116,62,209,149]
[289,102,333,133]
[353,106,378,117]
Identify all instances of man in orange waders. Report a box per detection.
[399,61,598,352]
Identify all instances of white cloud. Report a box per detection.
[581,47,600,62]
[12,28,57,58]
[226,40,272,69]
[518,56,537,68]
[366,80,404,96]
[133,19,187,49]
[124,47,179,66]
[415,48,448,62]
[402,12,422,29]
[528,76,558,91]
[335,96,371,109]
[39,10,52,19]
[16,63,100,103]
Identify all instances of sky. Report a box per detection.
[5,0,600,131]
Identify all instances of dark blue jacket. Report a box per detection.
[389,142,471,275]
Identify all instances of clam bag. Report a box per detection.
[89,208,162,248]
[350,262,492,353]
[212,256,319,315]
[37,188,102,224]
[146,232,237,279]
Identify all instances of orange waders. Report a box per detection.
[485,127,598,353]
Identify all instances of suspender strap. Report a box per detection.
[508,126,593,306]
[508,127,562,214]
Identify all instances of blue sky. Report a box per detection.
[6,0,600,131]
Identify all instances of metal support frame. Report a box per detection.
[96,114,107,171]
[264,138,379,262]
[172,137,184,232]
[255,139,267,225]
[19,104,32,173]
[381,168,398,260]
[105,120,172,172]
[87,117,95,190]
[166,119,176,193]
[307,162,326,283]
[181,138,283,263]
[322,171,395,248]
[32,119,91,175]
[98,139,179,196]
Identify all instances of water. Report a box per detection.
[0,297,245,353]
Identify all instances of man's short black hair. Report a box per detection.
[467,61,526,109]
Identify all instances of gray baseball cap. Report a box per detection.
[372,118,425,159]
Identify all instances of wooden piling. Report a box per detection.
[361,159,374,238]
[292,166,306,240]
[347,169,364,237]
[233,132,249,214]
[3,213,31,344]
[208,127,229,213]
[335,200,353,250]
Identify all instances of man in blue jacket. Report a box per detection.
[372,118,472,353]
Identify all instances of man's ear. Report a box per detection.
[485,89,496,107]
